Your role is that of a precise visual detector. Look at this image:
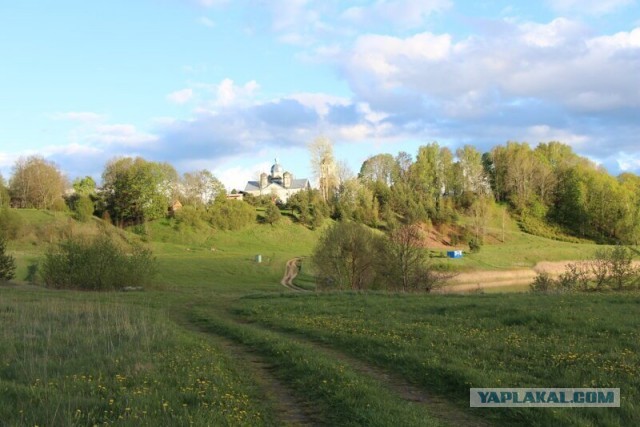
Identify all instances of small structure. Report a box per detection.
[168,200,183,216]
[447,250,464,259]
[244,159,310,203]
[226,193,244,201]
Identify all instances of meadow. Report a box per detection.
[1,209,639,426]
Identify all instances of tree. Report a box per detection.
[72,176,96,196]
[456,145,489,195]
[101,157,178,225]
[386,224,429,292]
[359,154,396,186]
[9,156,67,209]
[0,236,16,281]
[73,195,95,222]
[0,174,9,207]
[264,202,281,225]
[181,170,225,207]
[312,221,383,290]
[309,136,338,203]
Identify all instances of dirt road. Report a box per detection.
[280,258,308,292]
[443,260,640,292]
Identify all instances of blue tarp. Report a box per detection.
[447,250,463,259]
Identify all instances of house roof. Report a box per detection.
[244,179,309,192]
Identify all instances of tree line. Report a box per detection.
[308,138,640,245]
[1,139,639,245]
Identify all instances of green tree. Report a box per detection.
[0,236,16,281]
[72,176,96,196]
[73,195,95,222]
[9,156,67,209]
[264,202,281,225]
[0,174,9,207]
[359,153,396,186]
[312,221,383,290]
[102,157,178,225]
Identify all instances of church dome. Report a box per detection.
[271,160,284,178]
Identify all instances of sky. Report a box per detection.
[0,0,639,191]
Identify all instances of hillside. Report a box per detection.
[2,208,639,426]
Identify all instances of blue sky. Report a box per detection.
[1,0,639,190]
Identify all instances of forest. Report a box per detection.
[1,139,639,246]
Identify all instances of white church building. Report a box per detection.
[244,159,310,203]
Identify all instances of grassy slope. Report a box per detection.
[2,208,639,426]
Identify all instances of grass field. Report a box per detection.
[1,208,639,426]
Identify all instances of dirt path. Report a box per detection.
[281,258,309,292]
[259,324,490,427]
[176,305,318,426]
[441,260,640,292]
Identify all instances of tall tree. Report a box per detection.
[102,157,178,225]
[456,145,488,195]
[0,174,9,207]
[9,156,67,209]
[386,224,429,292]
[312,221,382,290]
[309,136,338,203]
[359,154,396,186]
[181,170,225,207]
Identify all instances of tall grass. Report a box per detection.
[0,290,279,426]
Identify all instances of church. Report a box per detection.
[244,159,310,203]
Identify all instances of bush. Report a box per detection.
[72,195,95,222]
[0,208,24,240]
[264,203,281,225]
[0,237,16,281]
[468,238,481,253]
[41,233,156,290]
[312,221,384,290]
[208,200,256,230]
[530,272,555,293]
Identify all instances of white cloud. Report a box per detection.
[342,0,452,29]
[167,88,194,104]
[89,124,158,146]
[617,152,640,172]
[339,20,640,114]
[288,93,350,116]
[213,162,271,191]
[198,78,260,108]
[546,0,635,15]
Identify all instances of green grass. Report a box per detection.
[3,207,640,426]
[187,303,445,427]
[0,288,279,426]
[233,292,640,426]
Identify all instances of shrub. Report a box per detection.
[0,237,16,281]
[208,200,256,230]
[41,233,156,290]
[530,272,555,293]
[468,238,481,253]
[0,208,24,240]
[264,203,281,225]
[70,195,95,222]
